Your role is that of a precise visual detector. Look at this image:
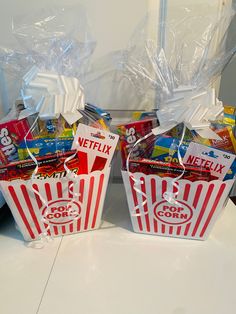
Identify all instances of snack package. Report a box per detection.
[223,105,236,125]
[129,158,215,182]
[18,137,74,160]
[0,7,119,243]
[117,118,158,168]
[131,111,157,121]
[151,136,189,163]
[0,151,76,181]
[0,118,33,164]
[119,5,236,240]
[193,122,236,154]
[36,116,77,139]
[85,103,112,125]
[209,123,236,153]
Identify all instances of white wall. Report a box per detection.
[0,0,150,115]
[0,0,233,111]
[220,0,236,105]
[0,0,148,59]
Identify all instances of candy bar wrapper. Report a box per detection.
[36,117,77,139]
[193,122,236,154]
[223,105,236,125]
[18,137,74,160]
[151,136,189,163]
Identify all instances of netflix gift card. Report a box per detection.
[183,142,235,180]
[72,124,119,172]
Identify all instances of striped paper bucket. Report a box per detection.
[0,169,110,241]
[122,171,234,240]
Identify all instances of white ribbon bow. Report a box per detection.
[152,87,223,140]
[19,66,85,125]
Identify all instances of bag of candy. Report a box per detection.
[0,7,118,243]
[120,5,236,240]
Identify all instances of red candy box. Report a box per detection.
[0,118,32,164]
[117,118,157,168]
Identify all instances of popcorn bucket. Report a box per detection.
[122,171,234,240]
[0,8,119,244]
[0,169,110,241]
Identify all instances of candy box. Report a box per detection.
[117,118,157,168]
[0,118,32,164]
[208,123,236,154]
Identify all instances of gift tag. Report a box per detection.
[183,142,235,180]
[72,124,119,172]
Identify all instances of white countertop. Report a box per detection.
[1,183,236,314]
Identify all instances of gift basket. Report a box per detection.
[0,7,118,242]
[119,6,236,240]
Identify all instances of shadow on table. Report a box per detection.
[102,181,133,232]
[0,205,23,241]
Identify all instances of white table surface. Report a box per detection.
[0,183,236,314]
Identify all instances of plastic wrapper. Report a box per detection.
[119,5,236,240]
[0,7,119,246]
[0,6,96,117]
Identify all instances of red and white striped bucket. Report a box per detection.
[0,169,110,241]
[122,171,234,240]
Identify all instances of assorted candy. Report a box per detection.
[0,102,112,182]
[117,105,236,182]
